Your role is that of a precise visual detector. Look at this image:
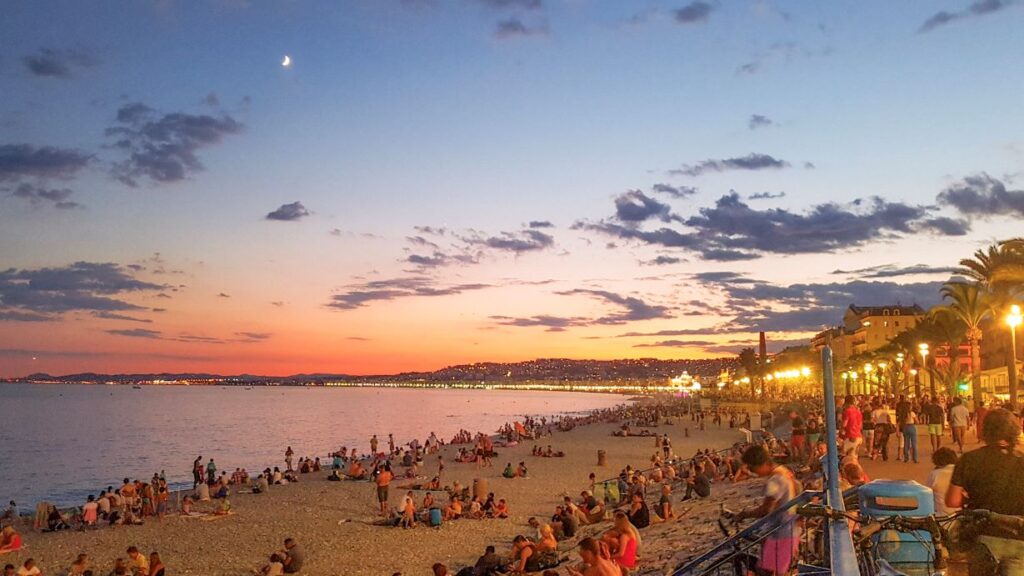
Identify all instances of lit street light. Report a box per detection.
[878,361,888,395]
[864,363,874,395]
[1008,304,1022,408]
[919,343,931,398]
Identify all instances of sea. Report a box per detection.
[0,383,630,507]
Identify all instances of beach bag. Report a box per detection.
[429,507,443,527]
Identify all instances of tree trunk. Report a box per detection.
[970,337,982,404]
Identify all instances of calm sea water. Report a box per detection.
[0,383,628,507]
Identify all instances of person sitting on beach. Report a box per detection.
[127,546,149,575]
[259,553,285,576]
[565,537,619,576]
[180,496,194,516]
[0,503,15,528]
[537,524,558,552]
[15,558,40,576]
[509,535,539,574]
[82,495,99,527]
[515,462,528,478]
[108,558,130,576]
[279,538,304,574]
[601,512,640,573]
[0,526,23,554]
[215,498,232,516]
[443,497,462,521]
[494,499,509,519]
[481,493,496,517]
[502,463,515,479]
[213,483,230,499]
[683,461,712,501]
[472,545,503,576]
[580,491,604,524]
[346,459,367,480]
[552,506,578,539]
[46,504,70,532]
[400,492,417,529]
[149,552,165,576]
[468,497,484,519]
[626,493,650,529]
[563,496,589,526]
[68,553,90,576]
[656,484,674,521]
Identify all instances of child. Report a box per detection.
[400,492,417,528]
[927,447,959,515]
[494,498,509,519]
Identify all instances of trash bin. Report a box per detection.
[858,480,935,575]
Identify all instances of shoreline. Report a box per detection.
[4,402,754,575]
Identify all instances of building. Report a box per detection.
[978,363,1024,400]
[811,304,926,365]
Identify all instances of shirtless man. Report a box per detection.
[566,537,620,576]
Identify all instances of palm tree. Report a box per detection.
[738,347,759,399]
[934,282,992,402]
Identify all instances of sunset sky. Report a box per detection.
[2,1,1023,377]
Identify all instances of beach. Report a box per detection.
[4,413,750,575]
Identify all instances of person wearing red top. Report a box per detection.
[0,526,22,554]
[841,395,863,456]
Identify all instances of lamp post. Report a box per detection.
[896,353,905,395]
[919,343,931,398]
[850,371,859,395]
[1008,304,1022,409]
[911,368,920,398]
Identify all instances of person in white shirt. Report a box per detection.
[927,447,959,515]
[949,398,971,453]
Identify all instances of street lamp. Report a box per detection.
[850,370,859,395]
[1008,304,1022,408]
[919,343,931,398]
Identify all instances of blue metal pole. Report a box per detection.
[821,346,860,575]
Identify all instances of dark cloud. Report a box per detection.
[748,191,785,200]
[0,262,163,321]
[614,190,680,223]
[528,220,554,228]
[0,310,53,322]
[265,201,311,221]
[936,173,1024,218]
[633,339,717,348]
[235,331,272,341]
[673,1,713,23]
[328,277,492,310]
[831,264,958,279]
[22,48,97,78]
[917,216,971,236]
[271,301,284,307]
[0,144,91,182]
[9,183,82,209]
[919,0,1016,33]
[671,153,790,177]
[748,114,774,130]
[463,228,554,253]
[619,327,725,337]
[490,315,588,332]
[406,235,440,249]
[651,183,698,198]
[217,292,231,298]
[413,226,447,235]
[494,18,547,39]
[643,256,682,266]
[106,103,243,185]
[107,328,163,339]
[556,289,672,324]
[93,311,153,323]
[476,0,542,8]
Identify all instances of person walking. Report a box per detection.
[192,456,203,489]
[902,407,919,464]
[950,398,970,454]
[285,446,294,471]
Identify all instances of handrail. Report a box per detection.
[671,489,821,575]
[821,346,860,576]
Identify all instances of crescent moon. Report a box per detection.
[282,55,291,67]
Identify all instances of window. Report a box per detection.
[894,310,901,316]
[883,309,890,316]
[883,321,889,327]
[895,321,900,327]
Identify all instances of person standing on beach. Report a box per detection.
[371,435,379,455]
[731,445,800,576]
[285,447,294,471]
[388,433,395,455]
[192,456,203,488]
[206,459,217,485]
[375,462,393,516]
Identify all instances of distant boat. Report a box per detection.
[132,385,142,390]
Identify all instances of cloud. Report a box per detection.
[265,201,311,221]
[673,1,714,23]
[106,102,243,185]
[735,42,833,76]
[93,311,152,323]
[328,277,492,310]
[556,289,673,324]
[217,292,231,298]
[917,216,971,236]
[528,220,554,228]
[748,191,785,200]
[614,190,680,223]
[671,153,790,177]
[494,18,547,39]
[235,331,272,342]
[9,183,82,209]
[490,314,589,332]
[0,144,91,182]
[0,262,164,321]
[919,0,1016,33]
[476,0,542,8]
[748,114,774,130]
[22,48,97,78]
[831,264,959,279]
[462,228,554,253]
[643,256,682,266]
[579,191,947,261]
[633,339,717,348]
[651,183,698,198]
[936,173,1024,218]
[107,328,163,339]
[203,92,220,107]
[271,301,284,307]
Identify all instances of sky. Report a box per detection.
[2,0,1023,377]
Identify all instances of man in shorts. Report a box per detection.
[925,396,945,455]
[841,396,863,456]
[375,463,393,516]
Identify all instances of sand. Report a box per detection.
[7,417,749,575]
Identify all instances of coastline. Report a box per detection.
[4,406,750,575]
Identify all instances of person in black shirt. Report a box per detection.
[626,493,650,529]
[683,460,712,500]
